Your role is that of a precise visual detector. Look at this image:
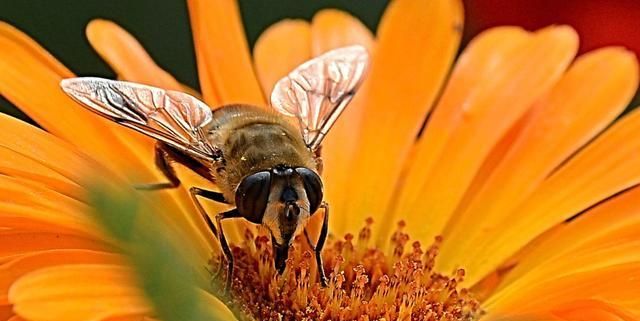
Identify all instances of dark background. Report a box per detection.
[2,0,640,120]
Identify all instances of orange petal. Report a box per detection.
[388,26,578,246]
[446,110,534,226]
[493,185,640,294]
[86,20,183,91]
[484,300,638,321]
[551,300,638,321]
[9,264,151,321]
[484,263,640,318]
[253,19,311,98]
[0,22,153,175]
[187,0,264,106]
[387,26,529,231]
[488,241,640,309]
[438,47,638,273]
[0,306,13,320]
[0,231,109,259]
[0,250,122,305]
[465,107,640,286]
[307,9,375,230]
[343,0,464,235]
[310,9,375,55]
[0,22,70,79]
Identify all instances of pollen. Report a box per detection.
[210,220,482,321]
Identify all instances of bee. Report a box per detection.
[60,45,369,291]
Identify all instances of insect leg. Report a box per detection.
[189,187,228,276]
[136,143,219,190]
[135,144,180,190]
[304,201,329,287]
[216,208,241,293]
[189,187,230,247]
[189,187,237,292]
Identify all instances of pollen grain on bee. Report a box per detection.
[208,219,482,321]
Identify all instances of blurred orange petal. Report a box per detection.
[439,47,638,273]
[0,250,121,305]
[0,306,13,320]
[391,26,578,244]
[103,317,158,321]
[0,114,119,188]
[0,203,97,238]
[9,264,151,321]
[254,19,311,98]
[344,0,464,237]
[466,108,640,285]
[0,145,83,201]
[0,115,213,263]
[0,231,109,259]
[0,175,87,214]
[187,0,264,106]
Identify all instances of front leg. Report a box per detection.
[216,208,241,294]
[304,201,329,287]
[189,187,228,237]
[189,187,238,293]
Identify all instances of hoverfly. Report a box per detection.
[60,45,369,291]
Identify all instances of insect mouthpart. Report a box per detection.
[272,237,290,274]
[281,185,301,222]
[283,201,301,222]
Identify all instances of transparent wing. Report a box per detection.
[271,45,369,151]
[60,77,219,161]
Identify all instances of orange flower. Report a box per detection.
[2,0,640,320]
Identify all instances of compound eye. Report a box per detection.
[295,167,323,214]
[235,171,271,224]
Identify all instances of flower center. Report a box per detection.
[210,220,482,321]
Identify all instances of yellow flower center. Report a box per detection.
[211,220,482,320]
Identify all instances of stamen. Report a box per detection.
[212,219,482,321]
